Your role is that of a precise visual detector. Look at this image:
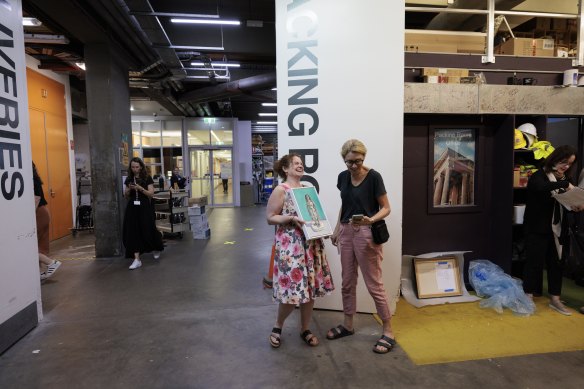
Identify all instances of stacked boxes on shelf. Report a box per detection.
[189,205,210,239]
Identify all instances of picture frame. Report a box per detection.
[289,186,333,240]
[413,256,462,299]
[428,127,481,214]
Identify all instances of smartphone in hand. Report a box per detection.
[351,214,364,222]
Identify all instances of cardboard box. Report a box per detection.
[193,228,211,240]
[405,31,485,54]
[188,196,208,207]
[188,205,205,216]
[495,38,554,57]
[555,46,569,58]
[422,68,469,78]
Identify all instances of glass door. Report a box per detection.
[189,148,233,206]
[213,149,233,206]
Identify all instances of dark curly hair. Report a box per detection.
[273,153,302,180]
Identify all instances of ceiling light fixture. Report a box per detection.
[22,17,42,26]
[190,62,240,68]
[257,121,277,125]
[24,34,69,44]
[185,75,230,80]
[258,113,277,117]
[75,62,86,70]
[261,103,277,107]
[171,18,240,26]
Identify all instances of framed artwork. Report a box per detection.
[428,127,480,213]
[413,256,462,299]
[289,186,333,240]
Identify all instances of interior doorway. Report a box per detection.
[189,148,233,206]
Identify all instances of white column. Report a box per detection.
[276,0,405,313]
[0,0,42,343]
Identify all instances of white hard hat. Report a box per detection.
[517,123,537,137]
[517,123,537,147]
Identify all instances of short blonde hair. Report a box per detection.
[340,139,367,159]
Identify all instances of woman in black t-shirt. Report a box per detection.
[327,139,396,354]
[122,157,164,270]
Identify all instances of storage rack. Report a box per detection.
[153,190,190,238]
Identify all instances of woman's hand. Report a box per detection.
[331,231,339,246]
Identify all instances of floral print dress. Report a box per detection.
[273,184,335,304]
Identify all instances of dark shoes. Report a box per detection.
[269,327,282,348]
[300,330,319,347]
[262,277,273,289]
[373,335,397,354]
[326,324,354,340]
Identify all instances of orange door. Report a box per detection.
[27,69,73,240]
[28,109,73,240]
[45,112,73,239]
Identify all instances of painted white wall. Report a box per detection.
[276,0,404,313]
[25,54,76,224]
[0,0,42,326]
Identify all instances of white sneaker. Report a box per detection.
[45,260,62,278]
[153,251,161,259]
[129,259,142,270]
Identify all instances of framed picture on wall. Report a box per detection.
[289,186,333,240]
[428,127,481,214]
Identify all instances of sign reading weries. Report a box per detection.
[0,1,25,200]
[0,0,41,342]
[285,0,320,191]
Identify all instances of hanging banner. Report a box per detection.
[276,0,404,312]
[0,0,41,349]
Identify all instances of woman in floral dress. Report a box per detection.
[266,153,334,348]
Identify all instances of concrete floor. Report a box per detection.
[1,206,583,389]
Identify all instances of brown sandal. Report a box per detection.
[269,327,282,348]
[300,330,319,347]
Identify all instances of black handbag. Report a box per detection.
[371,220,389,244]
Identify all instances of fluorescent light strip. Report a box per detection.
[190,62,240,68]
[261,103,277,107]
[185,75,230,79]
[75,62,86,70]
[258,113,277,117]
[256,121,277,125]
[210,130,221,143]
[171,18,240,25]
[23,17,42,26]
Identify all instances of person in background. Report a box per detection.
[266,153,334,348]
[122,157,164,270]
[170,167,186,190]
[220,170,229,193]
[33,162,61,280]
[328,139,396,354]
[523,145,578,315]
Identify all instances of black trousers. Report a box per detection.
[523,232,565,296]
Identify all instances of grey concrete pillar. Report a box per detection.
[84,43,131,257]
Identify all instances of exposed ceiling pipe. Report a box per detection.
[178,72,276,105]
[426,0,526,31]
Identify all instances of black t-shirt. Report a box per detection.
[125,175,154,201]
[33,175,47,207]
[337,169,386,223]
[170,174,186,189]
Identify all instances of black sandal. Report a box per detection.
[326,324,355,340]
[269,327,282,348]
[373,335,396,354]
[262,277,273,289]
[300,330,319,347]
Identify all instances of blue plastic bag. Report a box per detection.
[469,260,535,316]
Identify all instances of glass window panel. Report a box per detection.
[162,120,183,147]
[211,118,233,146]
[186,118,210,145]
[141,121,161,147]
[163,147,183,179]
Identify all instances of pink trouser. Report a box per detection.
[339,224,391,321]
